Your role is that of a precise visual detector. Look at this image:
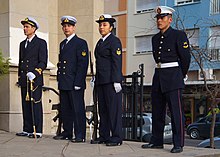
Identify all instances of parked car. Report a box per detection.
[122,112,172,143]
[186,113,220,139]
[197,136,220,149]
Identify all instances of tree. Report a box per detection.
[0,49,10,78]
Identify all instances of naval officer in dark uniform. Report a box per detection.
[53,16,89,142]
[91,14,123,146]
[16,17,48,138]
[141,6,191,153]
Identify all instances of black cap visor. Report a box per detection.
[61,21,75,26]
[155,13,171,18]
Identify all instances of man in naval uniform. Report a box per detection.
[53,16,89,143]
[141,6,191,153]
[16,17,48,138]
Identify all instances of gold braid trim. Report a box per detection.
[33,85,39,92]
[34,98,42,104]
[35,68,42,75]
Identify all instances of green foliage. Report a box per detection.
[0,50,9,77]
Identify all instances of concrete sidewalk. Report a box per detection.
[0,130,220,157]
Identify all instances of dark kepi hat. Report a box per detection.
[21,17,39,29]
[96,14,116,24]
[61,16,77,26]
[155,6,175,18]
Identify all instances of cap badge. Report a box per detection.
[157,8,161,14]
[64,18,69,23]
[82,51,86,56]
[25,18,29,21]
[116,48,121,55]
[99,15,105,21]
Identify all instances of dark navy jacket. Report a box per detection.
[152,27,191,93]
[18,35,48,87]
[95,33,123,85]
[57,35,89,90]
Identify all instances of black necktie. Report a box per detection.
[98,39,103,47]
[25,40,30,49]
[62,39,68,49]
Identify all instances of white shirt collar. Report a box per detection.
[66,33,75,43]
[27,34,35,42]
[102,33,111,41]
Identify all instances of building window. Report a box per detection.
[210,0,220,15]
[208,49,220,61]
[175,0,201,5]
[186,28,199,48]
[136,0,158,14]
[209,26,220,61]
[135,35,152,54]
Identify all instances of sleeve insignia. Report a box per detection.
[116,48,121,55]
[35,68,42,75]
[183,42,189,49]
[82,51,86,56]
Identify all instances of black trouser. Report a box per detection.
[150,89,185,147]
[97,83,122,143]
[21,86,43,133]
[60,89,86,139]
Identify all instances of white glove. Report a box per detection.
[114,83,122,93]
[74,86,81,90]
[90,76,95,88]
[184,74,188,82]
[26,72,36,81]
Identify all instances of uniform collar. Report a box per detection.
[27,34,35,42]
[160,26,172,37]
[102,33,111,41]
[66,33,75,43]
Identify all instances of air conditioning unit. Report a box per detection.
[198,69,214,80]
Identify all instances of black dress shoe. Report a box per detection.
[90,138,106,144]
[28,134,42,139]
[71,138,85,143]
[16,132,29,136]
[53,135,72,140]
[141,143,164,149]
[106,141,122,146]
[170,147,183,153]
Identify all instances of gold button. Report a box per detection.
[160,41,163,44]
[161,36,164,39]
[158,52,161,54]
[58,72,60,74]
[63,67,65,69]
[21,61,23,63]
[27,60,29,62]
[58,67,61,69]
[26,65,28,67]
[21,71,23,73]
[159,47,162,49]
[63,72,65,74]
[158,57,160,59]
[64,61,66,63]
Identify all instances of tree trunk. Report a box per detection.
[210,106,216,148]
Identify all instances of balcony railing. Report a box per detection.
[210,0,220,14]
[208,48,220,61]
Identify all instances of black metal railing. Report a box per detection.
[122,64,144,141]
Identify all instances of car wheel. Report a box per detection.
[189,129,200,139]
[142,134,152,142]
